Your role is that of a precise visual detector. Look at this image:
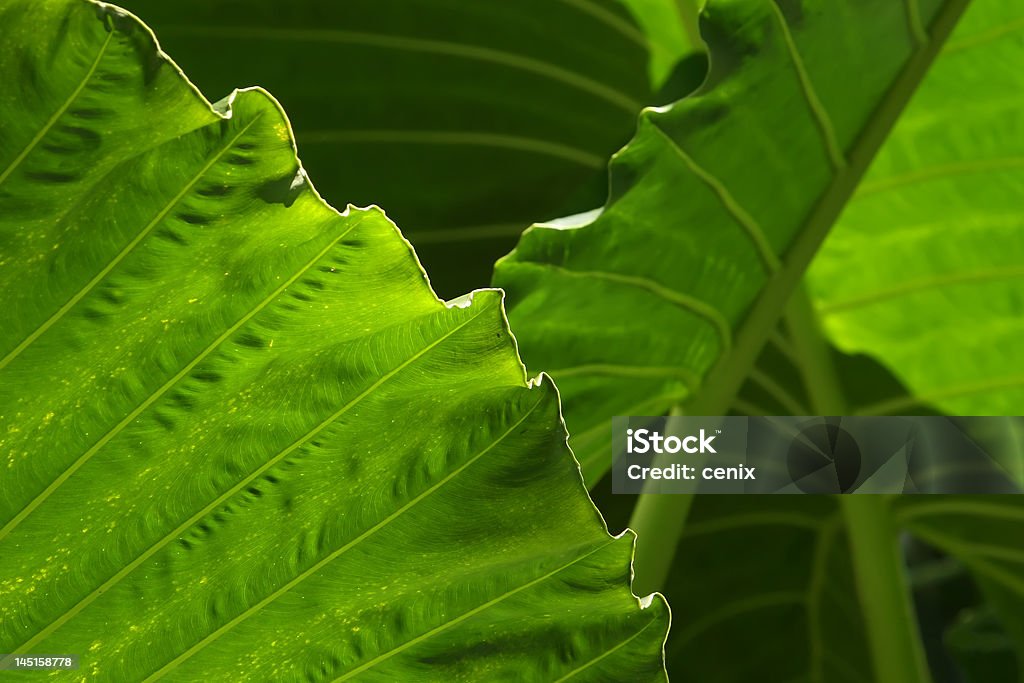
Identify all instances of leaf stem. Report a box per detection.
[842,496,933,683]
[784,284,845,415]
[788,285,932,683]
[628,407,695,596]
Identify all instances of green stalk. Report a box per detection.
[785,284,845,415]
[842,496,933,683]
[629,492,694,597]
[788,286,932,683]
[629,409,694,597]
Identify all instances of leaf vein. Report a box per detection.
[298,129,605,169]
[681,512,825,539]
[145,381,550,680]
[648,121,781,273]
[904,0,929,46]
[0,29,113,187]
[897,500,1024,525]
[548,363,699,389]
[0,112,265,373]
[516,261,733,354]
[747,367,810,415]
[766,0,847,170]
[555,0,648,48]
[944,15,1024,54]
[0,216,367,542]
[821,265,1024,314]
[856,156,1024,196]
[330,539,617,682]
[551,617,660,683]
[854,374,1024,416]
[669,590,806,653]
[155,25,640,114]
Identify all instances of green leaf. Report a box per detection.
[490,0,1023,681]
[494,0,971,484]
[897,498,1024,682]
[0,1,668,679]
[660,496,875,683]
[618,0,705,87]
[113,0,653,299]
[659,493,1024,683]
[808,0,1024,419]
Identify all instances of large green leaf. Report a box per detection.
[0,1,668,679]
[808,0,1024,417]
[488,0,1024,680]
[113,0,653,299]
[494,0,971,484]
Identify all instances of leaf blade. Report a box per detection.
[0,1,668,679]
[495,0,972,483]
[810,0,1024,417]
